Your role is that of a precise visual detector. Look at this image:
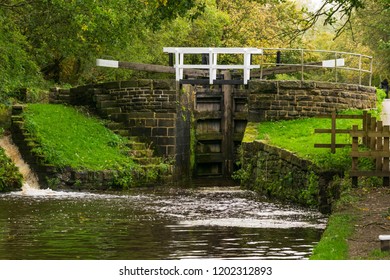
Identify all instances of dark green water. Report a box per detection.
[0,187,326,260]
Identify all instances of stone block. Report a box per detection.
[288,111,299,117]
[119,80,139,88]
[156,136,175,146]
[152,127,168,136]
[301,81,316,88]
[138,79,153,88]
[278,80,302,89]
[315,81,336,89]
[155,113,175,119]
[158,119,175,127]
[153,80,175,90]
[102,82,122,90]
[249,80,277,94]
[296,95,313,101]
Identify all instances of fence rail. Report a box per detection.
[314,111,390,187]
[350,121,390,187]
[314,111,366,153]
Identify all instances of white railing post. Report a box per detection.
[163,47,263,85]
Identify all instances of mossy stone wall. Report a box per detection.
[240,140,341,213]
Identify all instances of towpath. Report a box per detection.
[345,100,390,259]
[381,99,390,126]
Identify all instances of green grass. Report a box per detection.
[255,111,363,170]
[23,104,134,171]
[310,213,357,260]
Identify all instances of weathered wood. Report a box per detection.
[350,171,390,177]
[316,114,363,120]
[222,71,234,177]
[314,112,363,154]
[118,61,209,77]
[350,151,390,157]
[350,130,390,137]
[349,116,390,187]
[314,129,351,134]
[314,144,351,148]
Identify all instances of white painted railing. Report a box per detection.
[163,47,263,84]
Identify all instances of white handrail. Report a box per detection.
[163,47,263,84]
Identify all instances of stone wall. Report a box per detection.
[248,80,377,121]
[50,80,181,157]
[49,79,377,184]
[239,140,341,213]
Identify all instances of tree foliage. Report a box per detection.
[0,0,387,90]
[0,8,43,94]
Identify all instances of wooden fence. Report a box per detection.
[314,111,390,187]
[314,111,367,153]
[350,120,390,187]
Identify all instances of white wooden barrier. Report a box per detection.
[163,47,263,84]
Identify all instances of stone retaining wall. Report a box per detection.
[248,80,377,121]
[240,140,341,213]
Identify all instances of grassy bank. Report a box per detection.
[255,110,362,171]
[23,104,134,171]
[310,212,357,259]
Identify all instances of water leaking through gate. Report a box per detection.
[0,135,40,192]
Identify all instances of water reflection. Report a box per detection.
[0,187,326,260]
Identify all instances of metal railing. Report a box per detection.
[254,48,373,86]
[98,47,373,86]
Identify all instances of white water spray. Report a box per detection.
[0,135,40,193]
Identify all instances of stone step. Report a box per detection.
[127,141,148,150]
[100,107,121,116]
[129,149,154,158]
[105,122,125,130]
[93,94,112,102]
[133,157,162,165]
[97,100,118,109]
[113,129,131,137]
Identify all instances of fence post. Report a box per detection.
[376,121,383,172]
[351,125,359,188]
[362,111,368,146]
[383,125,390,187]
[331,111,336,153]
[370,116,377,150]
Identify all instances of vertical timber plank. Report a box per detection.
[383,125,390,187]
[331,111,336,154]
[351,125,359,188]
[370,117,376,150]
[222,70,233,177]
[376,121,383,172]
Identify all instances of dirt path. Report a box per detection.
[381,99,390,126]
[347,188,390,259]
[346,101,390,259]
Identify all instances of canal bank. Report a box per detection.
[236,95,390,259]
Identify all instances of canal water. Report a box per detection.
[0,186,326,260]
[0,135,326,260]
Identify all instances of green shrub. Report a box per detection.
[0,148,23,192]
